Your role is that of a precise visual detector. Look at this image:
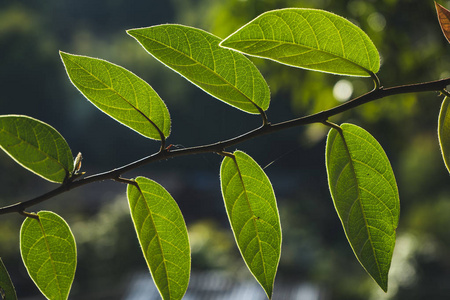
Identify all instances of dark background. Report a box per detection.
[1,0,450,299]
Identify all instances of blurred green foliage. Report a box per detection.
[2,0,450,299]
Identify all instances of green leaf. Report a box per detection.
[60,52,170,140]
[220,8,380,77]
[220,151,281,298]
[0,258,17,300]
[438,96,450,172]
[127,177,190,300]
[20,211,77,300]
[127,25,270,114]
[325,123,399,291]
[0,115,73,183]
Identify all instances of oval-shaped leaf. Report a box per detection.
[127,25,270,114]
[127,177,190,300]
[220,8,380,77]
[220,151,281,298]
[60,52,170,140]
[325,123,399,291]
[0,258,17,300]
[20,211,77,300]
[0,115,73,183]
[436,2,450,44]
[438,96,450,172]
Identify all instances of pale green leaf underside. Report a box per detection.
[220,8,380,77]
[127,177,190,300]
[127,25,270,114]
[438,96,450,172]
[20,211,77,300]
[0,115,73,183]
[0,258,17,300]
[325,123,399,291]
[220,151,281,298]
[60,52,170,140]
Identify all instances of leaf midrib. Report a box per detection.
[260,8,374,72]
[222,39,371,75]
[130,31,263,113]
[66,56,164,138]
[344,130,399,223]
[37,217,63,300]
[335,129,383,282]
[0,126,68,176]
[231,156,269,288]
[133,183,172,299]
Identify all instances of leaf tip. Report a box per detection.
[218,38,228,48]
[378,278,388,293]
[435,1,450,44]
[59,51,72,63]
[126,28,139,39]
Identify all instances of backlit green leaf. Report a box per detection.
[60,52,170,140]
[220,151,281,299]
[220,8,380,77]
[0,258,17,300]
[438,96,450,172]
[0,115,73,183]
[127,177,190,300]
[20,211,77,300]
[325,123,399,291]
[127,25,270,114]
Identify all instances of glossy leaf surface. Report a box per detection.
[127,177,190,300]
[221,8,380,77]
[127,25,270,114]
[60,52,170,140]
[220,151,281,298]
[326,123,399,291]
[436,2,450,44]
[438,96,450,172]
[0,115,73,183]
[20,211,76,300]
[0,258,17,300]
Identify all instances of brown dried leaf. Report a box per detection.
[436,2,450,44]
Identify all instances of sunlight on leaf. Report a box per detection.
[0,258,17,300]
[60,52,170,140]
[20,211,77,300]
[221,8,380,77]
[436,2,450,44]
[220,151,281,299]
[127,25,270,114]
[127,177,190,300]
[438,96,450,172]
[326,123,399,292]
[0,115,73,183]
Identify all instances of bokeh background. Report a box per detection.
[1,0,450,299]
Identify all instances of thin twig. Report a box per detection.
[2,77,450,215]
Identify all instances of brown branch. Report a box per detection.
[2,77,450,216]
